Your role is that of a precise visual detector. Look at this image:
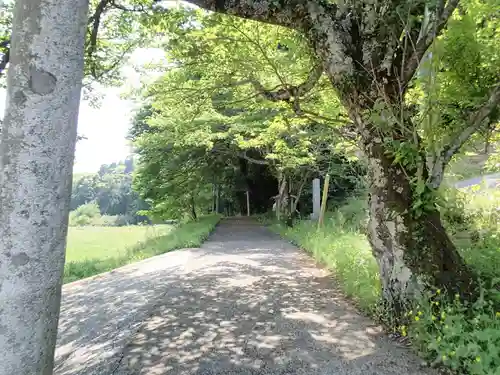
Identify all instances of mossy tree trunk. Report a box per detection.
[360,129,476,312]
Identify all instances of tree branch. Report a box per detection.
[86,0,159,78]
[401,0,460,87]
[240,150,269,165]
[429,83,500,188]
[88,0,112,77]
[183,0,316,30]
[110,0,148,12]
[249,63,324,102]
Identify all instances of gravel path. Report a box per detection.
[55,218,434,375]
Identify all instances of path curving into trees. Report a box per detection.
[56,218,434,375]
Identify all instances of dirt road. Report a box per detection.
[55,218,433,375]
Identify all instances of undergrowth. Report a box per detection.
[269,188,500,375]
[63,214,220,283]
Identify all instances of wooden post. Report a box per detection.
[246,190,250,216]
[318,174,330,230]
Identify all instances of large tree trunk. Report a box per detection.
[0,0,88,374]
[365,138,476,313]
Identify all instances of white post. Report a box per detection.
[311,178,321,220]
[0,0,89,373]
[215,185,220,213]
[246,190,250,216]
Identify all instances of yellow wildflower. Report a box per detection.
[437,289,441,295]
[415,316,420,321]
[496,312,500,318]
[476,356,481,363]
[442,355,447,361]
[400,325,407,337]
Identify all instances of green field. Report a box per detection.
[66,225,172,263]
[63,215,220,283]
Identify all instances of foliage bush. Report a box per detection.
[69,202,101,226]
[69,209,150,227]
[408,286,500,374]
[271,189,500,375]
[441,187,500,282]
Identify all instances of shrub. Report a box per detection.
[92,215,119,226]
[69,202,101,226]
[408,285,500,374]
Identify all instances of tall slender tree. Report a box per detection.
[0,0,89,373]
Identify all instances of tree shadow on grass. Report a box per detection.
[55,219,434,375]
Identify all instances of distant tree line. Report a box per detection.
[70,156,149,225]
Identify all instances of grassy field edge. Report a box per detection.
[63,214,221,284]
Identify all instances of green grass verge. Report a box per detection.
[268,194,500,375]
[63,214,220,283]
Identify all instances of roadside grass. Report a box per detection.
[268,191,500,374]
[64,214,220,283]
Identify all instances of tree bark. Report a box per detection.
[364,137,476,313]
[0,1,88,374]
[290,171,309,215]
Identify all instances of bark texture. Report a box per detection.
[0,0,89,374]
[364,138,475,311]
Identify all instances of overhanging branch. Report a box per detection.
[183,0,315,30]
[249,63,324,103]
[429,83,500,187]
[401,0,460,87]
[240,151,269,165]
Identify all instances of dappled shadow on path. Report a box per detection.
[114,219,433,375]
[54,248,195,375]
